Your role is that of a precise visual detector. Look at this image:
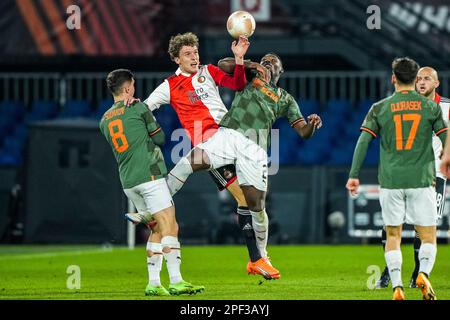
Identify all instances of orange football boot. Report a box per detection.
[247,257,280,280]
[416,272,436,300]
[392,286,405,300]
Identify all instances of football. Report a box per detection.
[226,10,256,39]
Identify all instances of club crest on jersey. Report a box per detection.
[197,76,206,83]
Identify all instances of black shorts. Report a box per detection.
[436,176,446,220]
[208,164,238,191]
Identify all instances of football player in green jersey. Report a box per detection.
[100,69,204,296]
[346,58,448,300]
[376,66,450,290]
[165,53,322,280]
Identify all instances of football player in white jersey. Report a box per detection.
[376,66,450,289]
[127,32,280,279]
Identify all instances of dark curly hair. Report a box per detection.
[168,32,199,61]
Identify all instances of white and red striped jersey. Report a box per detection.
[144,64,246,146]
[432,93,450,179]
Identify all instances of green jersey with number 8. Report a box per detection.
[360,90,447,189]
[99,101,167,189]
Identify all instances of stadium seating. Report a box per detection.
[25,101,59,123]
[0,98,381,167]
[58,100,91,118]
[90,99,113,120]
[0,101,26,122]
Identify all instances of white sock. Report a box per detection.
[385,250,403,288]
[166,157,193,196]
[161,236,183,284]
[419,243,437,276]
[251,209,269,258]
[146,242,163,287]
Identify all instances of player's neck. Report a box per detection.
[114,94,131,103]
[426,91,436,101]
[394,84,415,92]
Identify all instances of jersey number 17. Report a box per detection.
[393,113,421,151]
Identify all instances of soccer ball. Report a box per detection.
[226,11,256,39]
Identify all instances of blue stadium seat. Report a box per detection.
[91,99,113,120]
[328,144,354,165]
[296,137,331,165]
[324,99,352,114]
[11,124,28,144]
[298,99,320,116]
[356,99,375,114]
[25,101,59,123]
[0,117,15,137]
[3,136,24,154]
[0,101,26,122]
[0,151,21,165]
[59,100,91,118]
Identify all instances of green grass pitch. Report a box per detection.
[0,244,449,300]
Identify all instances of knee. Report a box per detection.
[247,198,264,213]
[386,227,402,240]
[189,148,210,171]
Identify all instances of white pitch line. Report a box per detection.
[0,248,127,261]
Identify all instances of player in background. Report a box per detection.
[140,32,279,278]
[376,67,450,289]
[440,132,450,177]
[99,69,204,296]
[346,58,447,300]
[165,53,322,280]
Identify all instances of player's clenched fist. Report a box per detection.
[440,154,450,179]
[307,114,322,129]
[346,178,360,196]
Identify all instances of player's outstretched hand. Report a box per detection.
[307,114,322,129]
[124,97,140,107]
[346,178,360,196]
[250,62,271,82]
[232,36,250,60]
[440,155,450,179]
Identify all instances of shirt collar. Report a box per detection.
[434,92,441,104]
[175,67,194,77]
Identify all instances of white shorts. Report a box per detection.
[379,187,437,227]
[124,179,174,215]
[197,127,268,191]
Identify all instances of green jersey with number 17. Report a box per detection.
[360,90,447,189]
[99,101,167,189]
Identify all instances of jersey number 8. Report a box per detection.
[108,119,129,153]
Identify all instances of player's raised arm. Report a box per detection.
[207,36,252,91]
[218,57,270,81]
[143,80,171,112]
[139,103,166,146]
[231,35,249,65]
[292,114,322,139]
[281,95,322,139]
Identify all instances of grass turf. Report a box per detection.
[0,244,449,300]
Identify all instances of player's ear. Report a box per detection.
[435,79,440,89]
[391,74,396,85]
[174,56,181,65]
